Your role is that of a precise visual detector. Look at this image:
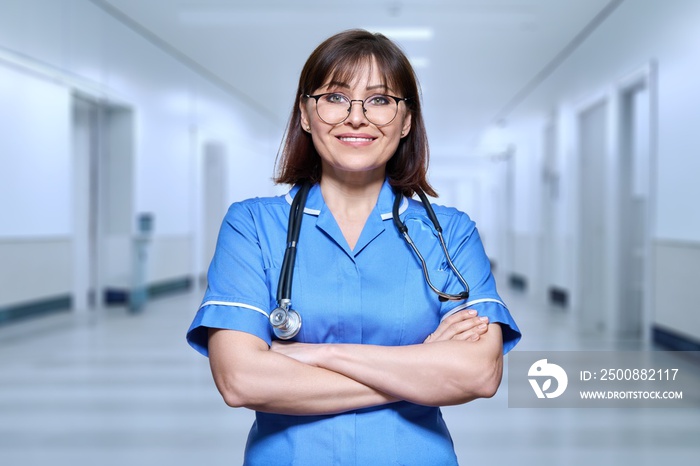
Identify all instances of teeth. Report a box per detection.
[340,137,373,142]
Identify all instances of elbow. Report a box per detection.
[220,387,247,409]
[428,360,503,406]
[476,369,502,399]
[208,329,271,409]
[214,373,257,409]
[450,354,503,403]
[217,379,245,408]
[474,355,503,399]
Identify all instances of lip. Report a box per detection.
[335,133,377,146]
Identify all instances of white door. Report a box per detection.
[540,122,559,306]
[72,96,134,311]
[578,101,608,334]
[72,95,100,312]
[618,85,650,337]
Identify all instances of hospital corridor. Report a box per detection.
[1,284,697,465]
[1,0,700,465]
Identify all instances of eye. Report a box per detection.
[366,95,391,106]
[323,93,348,104]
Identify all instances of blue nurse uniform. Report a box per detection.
[187,179,521,465]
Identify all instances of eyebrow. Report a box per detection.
[367,84,391,91]
[324,81,394,92]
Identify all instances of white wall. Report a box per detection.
[509,0,700,242]
[0,0,278,308]
[0,66,72,238]
[485,0,700,342]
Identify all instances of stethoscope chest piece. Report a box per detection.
[270,304,302,340]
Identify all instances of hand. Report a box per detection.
[424,309,489,343]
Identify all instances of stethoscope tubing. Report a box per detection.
[271,182,470,339]
[276,182,311,308]
[391,188,470,302]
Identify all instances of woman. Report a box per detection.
[187,29,521,465]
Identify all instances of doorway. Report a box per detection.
[72,94,134,312]
[577,100,608,334]
[617,81,651,338]
[540,121,561,307]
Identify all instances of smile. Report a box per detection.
[338,137,374,142]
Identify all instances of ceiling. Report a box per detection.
[97,0,617,158]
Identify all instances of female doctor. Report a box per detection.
[187,29,521,465]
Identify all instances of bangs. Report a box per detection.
[306,39,408,96]
[323,56,394,93]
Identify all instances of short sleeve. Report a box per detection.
[186,202,274,356]
[437,210,522,354]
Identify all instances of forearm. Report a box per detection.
[208,329,397,415]
[309,324,503,406]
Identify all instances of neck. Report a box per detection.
[319,173,384,220]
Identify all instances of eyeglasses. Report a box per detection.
[304,92,410,126]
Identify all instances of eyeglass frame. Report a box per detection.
[303,92,411,126]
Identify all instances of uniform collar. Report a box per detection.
[285,179,408,219]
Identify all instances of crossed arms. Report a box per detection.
[208,309,503,415]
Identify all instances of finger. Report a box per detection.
[430,309,478,341]
[429,315,490,343]
[449,319,490,342]
[431,311,486,341]
[452,316,490,339]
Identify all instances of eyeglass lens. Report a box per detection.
[315,94,399,126]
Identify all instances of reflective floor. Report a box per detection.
[0,285,698,465]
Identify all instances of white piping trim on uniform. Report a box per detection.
[285,191,321,215]
[440,298,508,321]
[286,189,407,218]
[199,300,270,318]
[380,196,408,220]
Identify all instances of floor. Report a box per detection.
[0,285,698,466]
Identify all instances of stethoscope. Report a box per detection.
[269,183,470,339]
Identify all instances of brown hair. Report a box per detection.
[274,29,436,197]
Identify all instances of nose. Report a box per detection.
[346,99,369,127]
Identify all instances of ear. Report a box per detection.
[299,98,311,132]
[400,111,412,138]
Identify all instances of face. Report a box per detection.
[299,59,412,182]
